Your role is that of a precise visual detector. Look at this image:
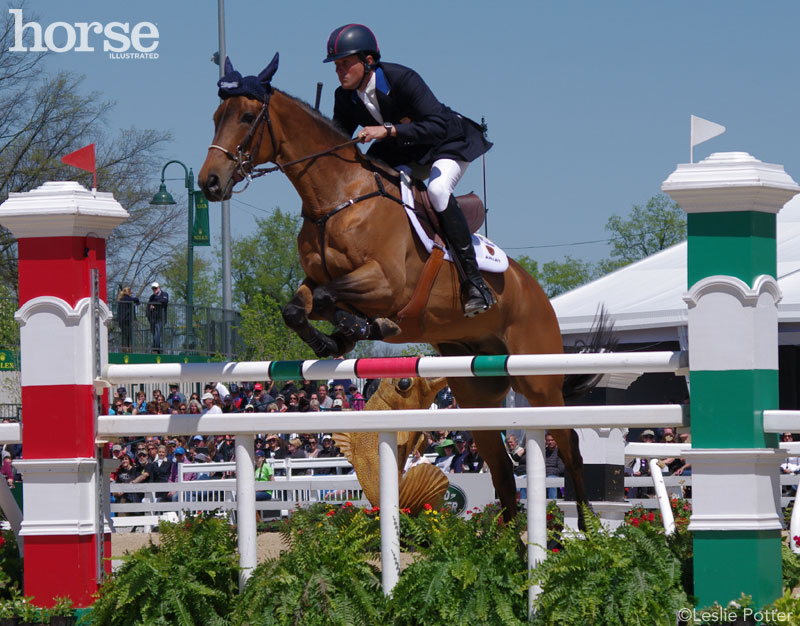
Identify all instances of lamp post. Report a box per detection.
[151,160,195,350]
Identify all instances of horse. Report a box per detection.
[199,55,608,521]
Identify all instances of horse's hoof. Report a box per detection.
[309,335,339,359]
[332,331,356,357]
[374,317,401,338]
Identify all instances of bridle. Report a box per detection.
[208,89,360,193]
[207,87,406,281]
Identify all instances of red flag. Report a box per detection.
[61,143,96,189]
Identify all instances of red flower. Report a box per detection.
[631,518,641,527]
[0,536,5,548]
[794,535,800,548]
[647,512,655,522]
[344,501,353,508]
[551,548,559,553]
[424,503,432,511]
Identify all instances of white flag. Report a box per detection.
[691,115,725,146]
[690,116,725,163]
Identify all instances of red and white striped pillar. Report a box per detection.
[0,181,128,607]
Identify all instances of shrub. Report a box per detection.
[388,504,528,625]
[89,512,239,626]
[233,502,384,626]
[530,507,688,626]
[0,529,22,600]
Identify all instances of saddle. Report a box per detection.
[408,182,486,239]
[394,180,486,333]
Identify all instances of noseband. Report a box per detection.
[208,89,359,193]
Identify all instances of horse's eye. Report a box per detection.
[241,112,256,124]
[397,378,412,391]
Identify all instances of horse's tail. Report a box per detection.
[562,306,617,402]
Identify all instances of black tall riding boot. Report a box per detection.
[437,195,497,317]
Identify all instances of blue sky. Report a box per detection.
[24,1,800,267]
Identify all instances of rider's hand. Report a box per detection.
[358,125,391,143]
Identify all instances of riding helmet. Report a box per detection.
[324,24,380,63]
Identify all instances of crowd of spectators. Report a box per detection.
[0,383,708,506]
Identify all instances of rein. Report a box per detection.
[208,89,407,279]
[208,90,361,194]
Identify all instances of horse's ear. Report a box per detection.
[224,56,234,75]
[258,52,279,86]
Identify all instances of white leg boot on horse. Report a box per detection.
[437,195,497,317]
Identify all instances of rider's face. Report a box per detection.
[334,55,366,90]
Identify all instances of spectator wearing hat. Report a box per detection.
[111,454,138,508]
[254,450,274,501]
[349,384,365,411]
[167,447,193,501]
[202,392,222,415]
[274,394,289,412]
[147,282,169,354]
[628,429,656,498]
[315,435,341,474]
[252,383,274,412]
[450,434,470,473]
[167,384,186,407]
[434,439,457,473]
[331,398,344,411]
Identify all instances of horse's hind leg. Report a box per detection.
[510,372,589,527]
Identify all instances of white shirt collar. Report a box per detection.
[358,72,383,124]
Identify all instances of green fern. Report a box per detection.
[530,506,688,626]
[89,512,238,626]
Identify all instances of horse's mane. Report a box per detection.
[273,88,404,186]
[274,88,350,143]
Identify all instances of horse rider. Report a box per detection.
[324,23,496,317]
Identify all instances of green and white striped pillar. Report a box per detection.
[663,152,800,608]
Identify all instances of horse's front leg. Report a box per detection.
[311,260,402,345]
[281,280,341,358]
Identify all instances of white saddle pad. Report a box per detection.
[399,173,508,274]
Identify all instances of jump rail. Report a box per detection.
[98,351,688,386]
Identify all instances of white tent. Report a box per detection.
[552,193,800,347]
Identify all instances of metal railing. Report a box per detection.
[107,301,244,358]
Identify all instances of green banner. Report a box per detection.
[193,191,210,246]
[0,350,19,371]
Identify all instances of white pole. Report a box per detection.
[649,459,675,536]
[791,481,800,555]
[526,429,547,618]
[235,435,257,590]
[0,479,22,554]
[378,432,400,595]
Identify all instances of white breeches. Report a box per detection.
[427,159,469,213]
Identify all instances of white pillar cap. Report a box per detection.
[0,181,128,238]
[662,152,800,214]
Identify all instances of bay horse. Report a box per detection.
[199,56,607,521]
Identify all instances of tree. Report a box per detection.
[514,194,686,298]
[604,193,685,267]
[0,9,175,300]
[514,254,597,298]
[160,246,221,307]
[237,292,318,361]
[230,209,305,308]
[540,256,598,298]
